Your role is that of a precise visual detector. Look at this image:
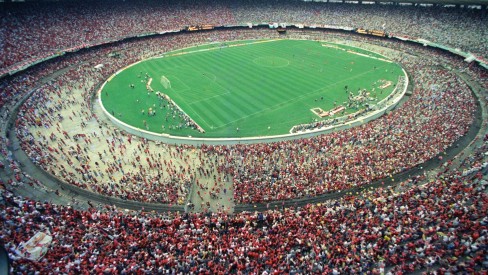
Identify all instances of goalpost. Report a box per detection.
[160,75,171,89]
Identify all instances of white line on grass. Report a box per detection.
[188,91,231,105]
[171,92,214,130]
[167,75,191,91]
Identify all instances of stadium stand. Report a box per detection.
[0,0,487,273]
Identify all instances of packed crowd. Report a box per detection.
[0,2,486,274]
[0,0,236,72]
[11,29,477,206]
[231,0,488,59]
[1,0,487,74]
[0,29,279,208]
[1,146,487,273]
[209,63,475,203]
[13,29,279,205]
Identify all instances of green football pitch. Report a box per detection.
[100,39,403,138]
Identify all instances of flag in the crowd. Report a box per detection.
[15,231,53,261]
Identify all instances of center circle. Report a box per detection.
[252,56,290,68]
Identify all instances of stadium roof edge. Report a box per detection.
[371,0,488,5]
[1,0,488,5]
[305,0,488,5]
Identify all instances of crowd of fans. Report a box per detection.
[216,62,475,203]
[1,148,486,273]
[0,2,487,273]
[10,29,476,205]
[0,0,236,72]
[1,0,487,74]
[231,0,487,59]
[12,29,279,204]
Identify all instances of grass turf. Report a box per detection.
[100,39,403,138]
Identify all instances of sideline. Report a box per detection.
[164,39,280,58]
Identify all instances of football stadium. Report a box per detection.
[0,0,487,273]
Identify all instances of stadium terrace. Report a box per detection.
[0,0,487,273]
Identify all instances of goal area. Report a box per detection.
[160,75,171,89]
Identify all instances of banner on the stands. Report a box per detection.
[15,231,52,261]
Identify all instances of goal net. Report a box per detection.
[160,75,171,89]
